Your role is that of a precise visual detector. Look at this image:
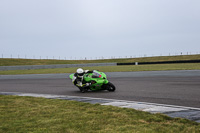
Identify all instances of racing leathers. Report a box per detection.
[72,70,93,92]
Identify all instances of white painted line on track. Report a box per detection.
[101,102,187,113]
[1,92,200,111]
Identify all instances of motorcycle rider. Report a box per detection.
[72,68,93,92]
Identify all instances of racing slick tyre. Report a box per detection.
[107,82,116,92]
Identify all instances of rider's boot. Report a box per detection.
[79,87,85,93]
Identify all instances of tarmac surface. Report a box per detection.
[0,70,200,108]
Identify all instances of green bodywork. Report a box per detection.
[69,70,109,90]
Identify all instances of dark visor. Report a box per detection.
[78,73,84,76]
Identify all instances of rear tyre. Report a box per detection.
[107,82,116,92]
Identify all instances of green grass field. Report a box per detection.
[1,54,200,66]
[0,95,199,133]
[1,54,200,75]
[0,63,200,75]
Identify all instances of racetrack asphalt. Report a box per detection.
[0,70,200,108]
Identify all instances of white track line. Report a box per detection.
[1,92,200,112]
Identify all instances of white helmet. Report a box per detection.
[77,68,84,77]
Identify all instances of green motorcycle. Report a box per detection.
[69,70,116,93]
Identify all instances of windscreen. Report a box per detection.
[92,71,102,78]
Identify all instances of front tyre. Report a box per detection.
[107,82,116,92]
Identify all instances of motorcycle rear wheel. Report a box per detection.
[107,82,116,92]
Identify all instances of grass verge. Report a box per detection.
[0,95,199,133]
[0,63,200,75]
[0,54,200,66]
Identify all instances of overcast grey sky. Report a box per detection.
[0,0,200,59]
